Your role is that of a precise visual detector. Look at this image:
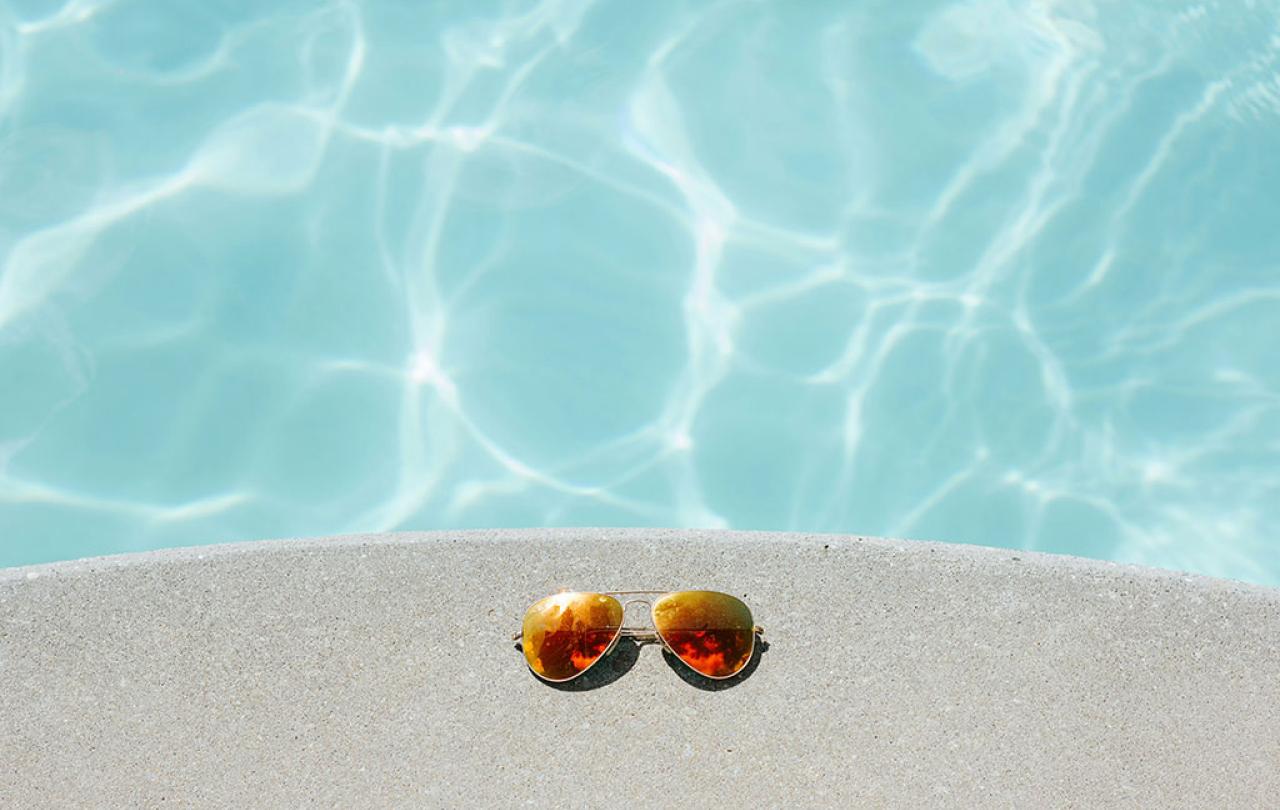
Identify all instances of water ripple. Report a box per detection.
[2,0,1279,585]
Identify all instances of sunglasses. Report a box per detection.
[515,590,763,683]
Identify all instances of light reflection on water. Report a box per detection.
[1,0,1279,584]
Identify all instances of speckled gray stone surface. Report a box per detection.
[2,529,1278,807]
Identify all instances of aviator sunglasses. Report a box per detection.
[515,590,764,682]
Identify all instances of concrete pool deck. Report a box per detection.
[2,528,1278,806]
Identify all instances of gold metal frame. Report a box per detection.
[514,590,765,683]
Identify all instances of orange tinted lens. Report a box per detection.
[521,592,623,682]
[653,591,755,678]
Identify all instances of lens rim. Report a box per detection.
[650,590,756,680]
[521,591,624,683]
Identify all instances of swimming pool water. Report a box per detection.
[2,0,1279,584]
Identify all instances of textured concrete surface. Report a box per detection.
[2,529,1278,808]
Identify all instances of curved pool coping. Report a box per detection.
[3,529,1278,806]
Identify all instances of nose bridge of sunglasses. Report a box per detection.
[616,596,665,642]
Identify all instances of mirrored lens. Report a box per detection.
[521,592,623,682]
[653,591,755,679]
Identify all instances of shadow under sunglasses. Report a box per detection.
[513,636,770,692]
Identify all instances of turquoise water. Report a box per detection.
[2,1,1279,584]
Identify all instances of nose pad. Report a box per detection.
[621,600,652,629]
